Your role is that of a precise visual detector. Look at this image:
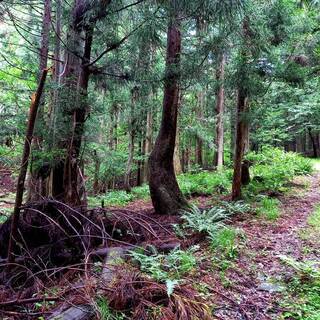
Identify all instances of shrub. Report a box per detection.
[88,190,134,207]
[245,147,312,195]
[177,169,233,198]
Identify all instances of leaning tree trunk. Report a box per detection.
[148,11,188,215]
[7,69,48,265]
[214,52,226,170]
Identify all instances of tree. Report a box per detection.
[214,51,226,170]
[149,1,188,215]
[232,18,251,200]
[27,0,52,201]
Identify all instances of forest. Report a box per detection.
[0,0,320,319]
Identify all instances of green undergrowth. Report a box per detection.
[256,196,280,221]
[178,169,233,197]
[129,246,198,282]
[244,147,312,197]
[88,169,233,207]
[279,256,320,320]
[211,226,246,288]
[210,227,245,260]
[177,203,248,287]
[0,144,22,168]
[95,296,125,320]
[176,202,250,239]
[88,148,312,208]
[307,205,320,233]
[300,204,320,241]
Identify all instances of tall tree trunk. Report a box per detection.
[214,52,226,170]
[232,90,249,200]
[308,128,318,158]
[124,87,138,192]
[230,99,236,161]
[148,8,188,215]
[48,0,62,198]
[174,127,182,175]
[27,0,51,201]
[232,18,252,201]
[137,140,142,187]
[195,91,204,167]
[63,24,93,205]
[143,106,153,181]
[195,17,205,168]
[93,150,100,194]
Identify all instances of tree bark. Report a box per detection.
[7,69,48,265]
[232,90,249,200]
[308,128,318,158]
[148,8,188,215]
[214,52,226,170]
[195,18,205,168]
[174,127,182,175]
[195,91,204,167]
[232,18,251,201]
[48,0,63,198]
[124,87,138,192]
[27,0,51,201]
[63,22,93,205]
[143,106,153,181]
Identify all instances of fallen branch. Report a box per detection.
[0,296,59,308]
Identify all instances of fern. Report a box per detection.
[180,201,250,238]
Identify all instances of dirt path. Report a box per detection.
[207,171,320,319]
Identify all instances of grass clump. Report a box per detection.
[299,204,320,241]
[280,256,320,320]
[210,227,242,260]
[256,196,280,221]
[95,297,125,320]
[307,205,320,232]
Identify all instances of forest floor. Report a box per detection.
[0,163,319,319]
[103,163,320,319]
[198,167,320,319]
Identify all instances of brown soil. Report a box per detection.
[200,172,320,320]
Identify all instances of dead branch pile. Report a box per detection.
[0,199,209,319]
[103,270,213,320]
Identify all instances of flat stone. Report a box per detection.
[257,282,284,293]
